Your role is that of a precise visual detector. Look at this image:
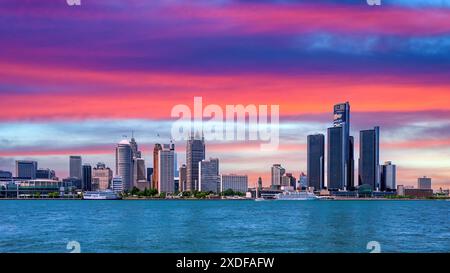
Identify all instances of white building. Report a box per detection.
[115,139,133,191]
[221,174,248,193]
[158,143,175,193]
[382,161,396,191]
[271,164,285,187]
[111,176,124,193]
[199,158,220,193]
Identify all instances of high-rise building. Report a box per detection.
[36,168,56,180]
[179,164,187,192]
[116,139,133,191]
[158,143,175,193]
[358,127,380,190]
[82,164,92,191]
[418,176,432,189]
[135,158,149,190]
[130,135,142,159]
[271,164,285,188]
[111,176,124,193]
[152,144,162,190]
[327,126,343,190]
[327,101,353,191]
[221,174,248,193]
[307,134,324,190]
[186,135,205,191]
[93,162,113,191]
[199,158,220,193]
[69,156,82,179]
[381,161,396,191]
[16,160,37,179]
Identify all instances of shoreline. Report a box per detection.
[0,197,448,201]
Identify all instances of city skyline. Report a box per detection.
[0,100,445,191]
[0,1,449,189]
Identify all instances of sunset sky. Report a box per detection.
[0,0,449,189]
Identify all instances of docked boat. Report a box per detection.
[83,190,121,200]
[274,191,318,201]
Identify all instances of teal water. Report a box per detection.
[0,200,448,253]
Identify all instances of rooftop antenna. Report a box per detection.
[131,130,135,139]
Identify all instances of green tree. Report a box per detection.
[159,192,166,198]
[131,187,140,196]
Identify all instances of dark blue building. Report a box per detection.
[307,134,324,190]
[359,127,380,190]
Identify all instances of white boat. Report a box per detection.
[83,190,121,200]
[274,191,318,201]
[254,197,267,201]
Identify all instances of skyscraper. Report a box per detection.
[15,160,37,179]
[93,162,113,191]
[158,143,175,193]
[69,156,82,179]
[116,139,133,191]
[359,127,380,190]
[152,144,162,190]
[381,161,396,191]
[327,102,353,190]
[179,164,187,192]
[271,164,285,188]
[327,126,343,190]
[307,134,324,191]
[186,135,205,191]
[82,164,92,191]
[199,158,220,193]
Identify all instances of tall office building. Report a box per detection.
[271,164,285,188]
[359,127,380,190]
[327,102,353,190]
[199,158,220,193]
[186,134,205,191]
[179,164,187,192]
[307,134,324,191]
[158,143,175,193]
[82,164,92,191]
[299,172,307,189]
[93,162,113,191]
[418,176,432,189]
[130,135,142,159]
[15,160,37,179]
[327,126,343,190]
[381,161,396,191]
[116,139,133,191]
[152,144,162,190]
[69,156,82,179]
[221,174,248,193]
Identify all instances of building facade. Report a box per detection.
[271,164,285,188]
[69,156,82,179]
[16,160,37,179]
[158,143,175,193]
[359,127,380,190]
[221,174,248,193]
[186,135,205,191]
[418,176,432,189]
[82,164,92,191]
[111,176,124,193]
[115,139,133,191]
[179,164,187,192]
[307,134,324,191]
[152,144,162,190]
[199,158,220,193]
[381,161,396,191]
[92,162,113,191]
